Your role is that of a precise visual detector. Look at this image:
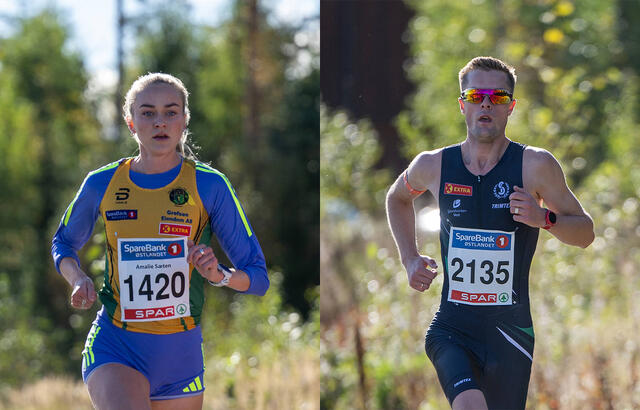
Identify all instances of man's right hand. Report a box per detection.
[404,255,438,292]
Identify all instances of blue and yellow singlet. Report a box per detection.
[52,157,268,334]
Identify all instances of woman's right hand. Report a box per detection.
[70,275,97,310]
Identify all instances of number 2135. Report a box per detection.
[450,258,509,284]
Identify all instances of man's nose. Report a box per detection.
[480,95,493,109]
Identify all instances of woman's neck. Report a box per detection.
[131,150,182,174]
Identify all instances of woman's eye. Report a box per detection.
[167,111,177,117]
[142,111,154,117]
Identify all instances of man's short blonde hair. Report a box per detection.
[459,56,517,92]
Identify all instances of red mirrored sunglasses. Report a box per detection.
[460,88,513,105]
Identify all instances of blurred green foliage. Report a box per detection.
[321,0,640,408]
[0,0,318,391]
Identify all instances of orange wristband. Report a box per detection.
[403,170,425,196]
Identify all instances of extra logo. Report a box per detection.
[115,187,130,203]
[105,209,138,221]
[444,182,472,196]
[493,181,510,199]
[169,188,189,206]
[159,223,192,237]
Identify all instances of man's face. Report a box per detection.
[459,69,516,143]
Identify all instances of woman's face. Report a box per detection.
[130,83,186,156]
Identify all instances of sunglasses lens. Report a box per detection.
[489,94,511,104]
[462,89,482,103]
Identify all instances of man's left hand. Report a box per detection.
[509,186,545,228]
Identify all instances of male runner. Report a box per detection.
[386,56,594,409]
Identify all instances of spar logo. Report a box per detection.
[451,290,498,303]
[444,183,472,196]
[159,223,192,237]
[125,305,175,320]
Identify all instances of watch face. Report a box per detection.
[549,211,557,224]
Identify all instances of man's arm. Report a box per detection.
[386,150,441,291]
[512,148,594,248]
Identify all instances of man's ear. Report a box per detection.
[507,99,516,116]
[458,98,465,114]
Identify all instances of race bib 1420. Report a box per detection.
[117,237,190,321]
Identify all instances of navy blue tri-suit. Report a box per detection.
[425,141,539,410]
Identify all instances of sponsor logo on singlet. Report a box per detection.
[169,188,189,206]
[444,182,472,196]
[159,223,192,236]
[115,187,130,203]
[453,378,472,388]
[448,199,468,216]
[491,181,511,209]
[105,209,138,220]
[493,181,510,199]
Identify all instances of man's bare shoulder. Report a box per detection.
[523,145,566,196]
[406,148,444,195]
[523,145,557,170]
[412,148,444,173]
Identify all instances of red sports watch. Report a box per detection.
[542,208,557,230]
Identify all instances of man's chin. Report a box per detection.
[471,128,500,142]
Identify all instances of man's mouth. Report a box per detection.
[478,115,492,123]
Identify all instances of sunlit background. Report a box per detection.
[321,0,640,409]
[0,1,319,409]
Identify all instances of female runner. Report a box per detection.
[52,73,268,409]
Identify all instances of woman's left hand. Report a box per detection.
[187,240,223,282]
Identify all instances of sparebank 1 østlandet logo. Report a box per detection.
[493,181,510,199]
[453,199,461,209]
[105,209,138,221]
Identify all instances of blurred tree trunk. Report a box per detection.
[114,0,125,141]
[616,0,640,122]
[244,0,261,150]
[321,0,414,175]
